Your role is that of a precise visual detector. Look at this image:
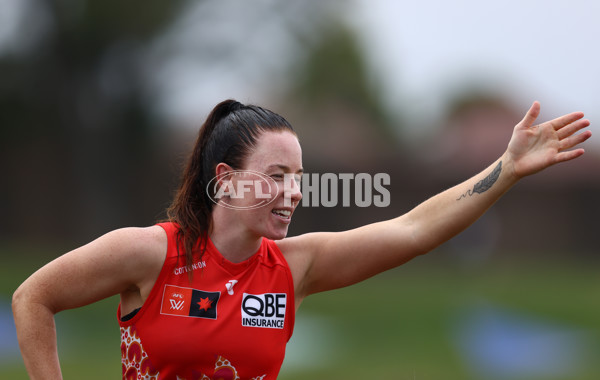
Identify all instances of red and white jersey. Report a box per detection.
[118,222,295,380]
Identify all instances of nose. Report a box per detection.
[283,174,302,207]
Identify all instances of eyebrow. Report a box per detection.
[266,164,304,174]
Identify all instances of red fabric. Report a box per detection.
[118,222,295,380]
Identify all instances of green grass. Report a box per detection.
[281,255,600,379]
[2,248,599,379]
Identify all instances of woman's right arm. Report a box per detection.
[11,226,166,379]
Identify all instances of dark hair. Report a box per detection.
[166,99,295,272]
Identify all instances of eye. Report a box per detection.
[270,173,284,181]
[282,173,302,185]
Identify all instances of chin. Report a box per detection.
[262,227,289,241]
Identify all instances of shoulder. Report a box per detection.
[102,225,167,264]
[98,225,166,253]
[80,225,168,285]
[275,232,337,274]
[96,226,168,299]
[274,232,331,302]
[276,232,332,258]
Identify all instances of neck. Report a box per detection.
[210,206,262,263]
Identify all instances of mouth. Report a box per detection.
[271,208,293,222]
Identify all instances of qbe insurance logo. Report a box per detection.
[241,293,286,329]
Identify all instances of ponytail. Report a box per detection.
[165,99,295,276]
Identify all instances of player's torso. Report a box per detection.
[120,230,294,380]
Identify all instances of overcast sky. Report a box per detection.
[153,0,600,148]
[350,0,599,146]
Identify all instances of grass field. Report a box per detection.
[1,247,599,379]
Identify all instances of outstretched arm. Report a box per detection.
[283,102,591,304]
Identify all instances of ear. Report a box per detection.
[215,162,234,187]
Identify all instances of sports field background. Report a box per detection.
[2,2,599,379]
[2,247,598,379]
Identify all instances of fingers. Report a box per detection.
[519,101,541,128]
[559,129,592,152]
[556,118,591,140]
[555,148,586,164]
[549,111,586,131]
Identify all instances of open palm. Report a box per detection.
[506,101,592,179]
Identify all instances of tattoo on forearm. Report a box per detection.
[456,161,502,200]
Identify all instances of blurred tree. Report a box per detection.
[0,0,185,243]
[0,0,354,244]
[141,1,349,123]
[288,17,393,137]
[273,13,403,187]
[0,0,412,247]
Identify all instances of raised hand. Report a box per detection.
[506,101,592,179]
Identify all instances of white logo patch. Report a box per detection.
[225,280,238,295]
[241,293,286,329]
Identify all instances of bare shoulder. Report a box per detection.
[13,225,169,313]
[68,225,169,284]
[109,225,167,257]
[275,232,332,303]
[106,225,168,309]
[276,233,311,263]
[100,225,168,277]
[276,232,327,256]
[276,231,337,274]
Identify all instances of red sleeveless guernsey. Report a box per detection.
[118,222,295,380]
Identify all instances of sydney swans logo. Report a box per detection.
[207,170,278,210]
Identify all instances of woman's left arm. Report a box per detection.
[403,101,591,255]
[282,102,591,302]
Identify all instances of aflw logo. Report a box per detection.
[170,299,185,310]
[160,284,220,320]
[169,292,186,310]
